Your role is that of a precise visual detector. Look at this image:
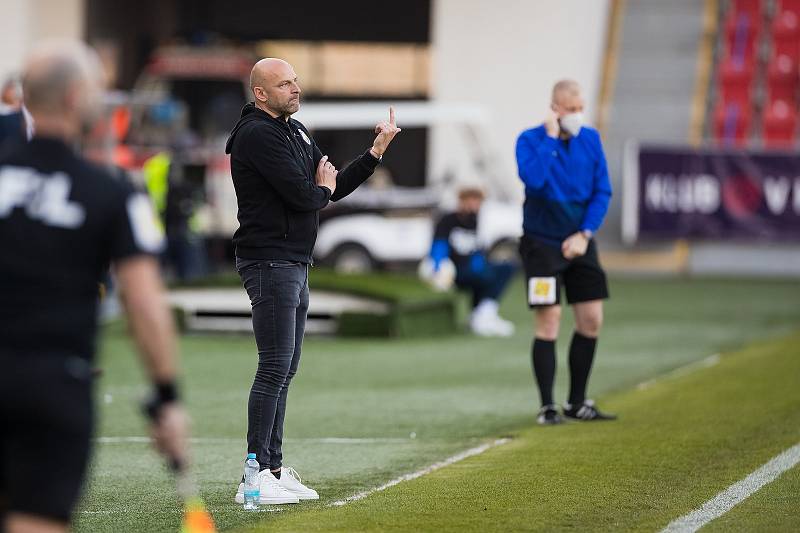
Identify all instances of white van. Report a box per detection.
[293,101,523,272]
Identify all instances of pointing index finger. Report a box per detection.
[389,106,395,126]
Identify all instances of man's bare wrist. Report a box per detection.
[369,147,383,159]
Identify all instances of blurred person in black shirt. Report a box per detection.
[0,41,188,533]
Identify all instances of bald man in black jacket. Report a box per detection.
[225,58,400,505]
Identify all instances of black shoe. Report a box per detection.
[536,404,564,425]
[563,400,617,421]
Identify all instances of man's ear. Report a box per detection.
[253,87,267,103]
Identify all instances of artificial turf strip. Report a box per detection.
[245,332,800,533]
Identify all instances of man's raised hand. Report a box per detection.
[371,106,401,158]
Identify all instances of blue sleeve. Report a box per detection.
[430,239,449,271]
[580,134,613,233]
[516,130,558,189]
[469,252,487,274]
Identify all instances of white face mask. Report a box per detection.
[559,112,585,137]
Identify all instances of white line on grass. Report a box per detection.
[636,354,720,391]
[95,436,410,445]
[660,442,800,533]
[330,438,510,507]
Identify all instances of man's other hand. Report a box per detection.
[561,231,589,259]
[545,108,560,138]
[315,155,338,194]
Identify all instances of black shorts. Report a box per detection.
[0,355,94,523]
[519,234,609,307]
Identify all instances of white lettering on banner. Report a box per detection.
[0,166,85,228]
[794,178,800,214]
[764,176,791,215]
[645,173,720,214]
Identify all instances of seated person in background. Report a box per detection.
[429,187,516,337]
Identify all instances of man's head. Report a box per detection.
[457,187,485,215]
[1,77,22,109]
[550,79,585,137]
[250,58,301,119]
[550,79,584,116]
[22,40,105,136]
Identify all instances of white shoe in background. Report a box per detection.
[470,299,514,337]
[276,467,319,500]
[488,314,515,337]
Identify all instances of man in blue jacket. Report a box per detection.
[515,80,615,425]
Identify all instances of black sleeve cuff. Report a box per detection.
[364,149,382,167]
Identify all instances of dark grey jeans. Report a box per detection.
[236,257,309,470]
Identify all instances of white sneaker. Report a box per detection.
[470,303,514,337]
[489,314,515,337]
[234,470,299,505]
[470,312,497,336]
[276,467,319,500]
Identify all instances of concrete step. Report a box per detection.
[167,288,390,335]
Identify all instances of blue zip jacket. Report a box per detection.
[515,125,612,245]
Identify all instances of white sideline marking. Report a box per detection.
[81,506,285,515]
[330,438,510,507]
[636,354,720,391]
[660,442,800,533]
[95,436,409,445]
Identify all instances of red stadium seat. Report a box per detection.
[718,52,756,107]
[731,0,763,18]
[725,10,761,63]
[767,53,799,102]
[777,0,800,17]
[771,9,800,61]
[762,99,798,146]
[714,101,752,145]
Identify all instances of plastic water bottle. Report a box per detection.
[243,453,260,510]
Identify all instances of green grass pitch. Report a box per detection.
[73,276,800,532]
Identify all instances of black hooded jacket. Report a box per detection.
[225,103,380,262]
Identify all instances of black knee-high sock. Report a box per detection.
[532,338,556,407]
[568,332,597,406]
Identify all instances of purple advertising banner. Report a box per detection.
[624,144,800,243]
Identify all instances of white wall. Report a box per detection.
[0,0,85,79]
[430,0,610,201]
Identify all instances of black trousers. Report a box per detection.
[236,258,308,471]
